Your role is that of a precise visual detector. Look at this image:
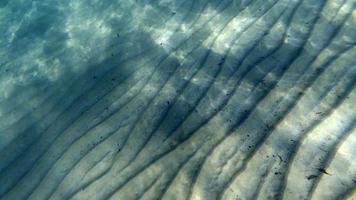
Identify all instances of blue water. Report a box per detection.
[0,0,355,199]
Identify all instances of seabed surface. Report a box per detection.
[0,0,355,199]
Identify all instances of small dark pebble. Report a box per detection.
[307,175,318,180]
[318,168,330,175]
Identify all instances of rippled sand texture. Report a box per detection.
[0,0,355,199]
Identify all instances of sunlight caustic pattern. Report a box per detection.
[0,0,355,200]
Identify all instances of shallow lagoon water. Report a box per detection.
[0,0,355,199]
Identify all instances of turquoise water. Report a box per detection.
[0,0,355,199]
